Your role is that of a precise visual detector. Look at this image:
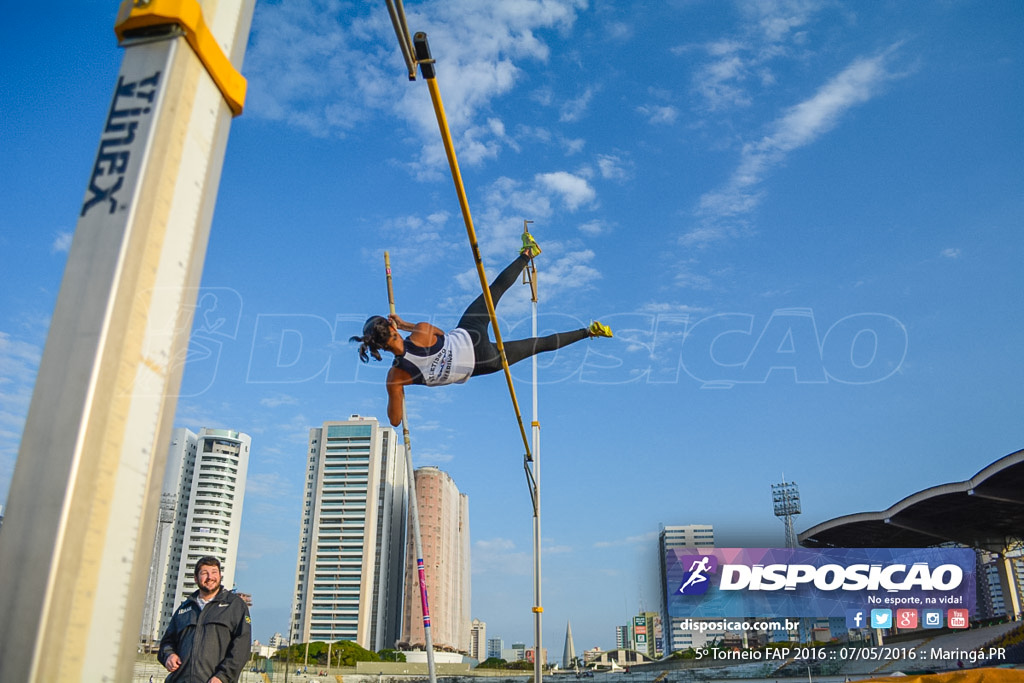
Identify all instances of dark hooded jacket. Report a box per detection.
[158,587,251,683]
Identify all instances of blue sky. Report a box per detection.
[1,0,1022,655]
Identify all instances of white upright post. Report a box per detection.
[0,2,254,681]
[527,223,543,683]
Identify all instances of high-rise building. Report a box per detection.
[140,427,250,643]
[486,637,503,660]
[977,548,1024,620]
[615,624,631,650]
[469,619,487,661]
[659,524,717,653]
[289,416,408,651]
[632,612,662,659]
[400,467,471,653]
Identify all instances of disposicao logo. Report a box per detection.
[718,562,964,591]
[677,555,718,595]
[665,548,976,619]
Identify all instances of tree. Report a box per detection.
[378,649,406,662]
[477,657,508,669]
[273,640,381,668]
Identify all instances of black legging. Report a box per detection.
[458,253,589,376]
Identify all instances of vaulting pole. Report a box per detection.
[412,32,534,463]
[0,2,254,681]
[385,252,438,683]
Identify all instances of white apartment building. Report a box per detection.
[977,548,1024,620]
[659,524,720,653]
[469,618,486,661]
[290,416,408,651]
[141,427,250,643]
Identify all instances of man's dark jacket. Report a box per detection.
[158,587,251,683]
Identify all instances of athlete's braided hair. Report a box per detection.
[350,315,393,362]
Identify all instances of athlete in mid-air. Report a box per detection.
[351,235,612,426]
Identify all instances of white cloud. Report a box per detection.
[687,48,902,245]
[51,231,73,254]
[562,137,586,155]
[940,248,961,259]
[246,0,587,171]
[596,154,631,181]
[473,537,531,575]
[559,86,596,122]
[535,171,596,211]
[688,0,825,111]
[578,219,609,236]
[637,104,679,125]
[414,449,455,465]
[0,332,43,488]
[259,393,299,408]
[639,301,709,315]
[371,211,451,270]
[674,267,714,290]
[593,530,657,548]
[743,0,821,44]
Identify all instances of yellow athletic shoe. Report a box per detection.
[588,321,613,338]
[520,232,542,258]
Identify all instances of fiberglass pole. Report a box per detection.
[385,252,438,683]
[412,31,533,464]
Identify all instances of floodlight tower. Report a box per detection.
[772,479,801,548]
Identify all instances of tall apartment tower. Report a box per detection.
[140,427,250,643]
[659,524,716,653]
[290,416,408,651]
[469,619,487,660]
[400,467,471,653]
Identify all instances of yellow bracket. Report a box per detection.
[532,606,544,613]
[114,0,247,116]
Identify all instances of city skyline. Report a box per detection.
[2,0,1021,654]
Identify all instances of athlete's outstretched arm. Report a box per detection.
[386,366,410,426]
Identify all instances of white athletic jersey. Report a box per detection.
[394,327,475,386]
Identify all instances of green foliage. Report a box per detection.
[377,648,406,662]
[506,660,534,670]
[273,640,381,667]
[477,657,509,669]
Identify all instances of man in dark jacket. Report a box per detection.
[158,556,251,683]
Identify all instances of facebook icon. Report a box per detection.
[846,609,866,629]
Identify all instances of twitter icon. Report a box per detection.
[870,609,893,628]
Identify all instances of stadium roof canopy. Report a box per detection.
[798,449,1024,552]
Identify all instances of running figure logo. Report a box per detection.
[677,555,718,595]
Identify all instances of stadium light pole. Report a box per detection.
[772,479,801,549]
